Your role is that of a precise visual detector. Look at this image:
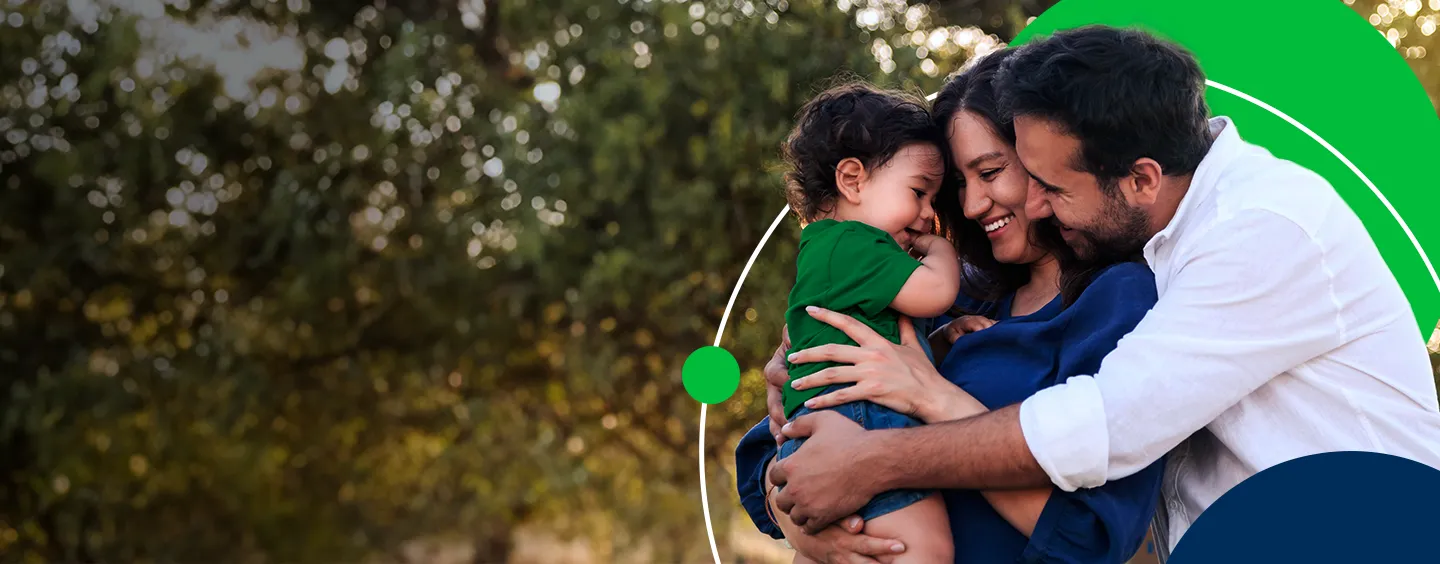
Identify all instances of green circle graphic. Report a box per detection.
[683,345,741,404]
[1014,0,1440,334]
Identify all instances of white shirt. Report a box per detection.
[1018,117,1440,553]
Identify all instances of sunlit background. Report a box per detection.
[1,0,1436,563]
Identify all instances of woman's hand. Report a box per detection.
[931,315,996,344]
[787,308,987,423]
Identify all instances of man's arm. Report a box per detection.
[871,404,1049,490]
[774,211,1346,529]
[772,406,1050,532]
[1023,210,1346,489]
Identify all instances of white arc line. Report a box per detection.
[699,206,791,564]
[1205,79,1440,296]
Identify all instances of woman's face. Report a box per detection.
[947,110,1049,265]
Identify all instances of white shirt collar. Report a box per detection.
[1145,117,1239,254]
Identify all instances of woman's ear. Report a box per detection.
[1125,157,1165,206]
[835,157,866,205]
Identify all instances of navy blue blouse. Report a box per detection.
[734,262,1166,563]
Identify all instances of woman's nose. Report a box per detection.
[962,186,989,219]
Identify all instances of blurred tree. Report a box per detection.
[0,0,1433,563]
[1348,0,1440,111]
[0,0,1019,562]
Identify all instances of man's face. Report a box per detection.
[1012,115,1152,261]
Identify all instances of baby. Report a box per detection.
[774,81,960,563]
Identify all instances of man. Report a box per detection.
[749,25,1440,562]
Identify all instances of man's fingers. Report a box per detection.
[765,349,789,387]
[768,414,785,446]
[771,481,796,514]
[806,307,887,347]
[767,380,787,421]
[800,514,828,535]
[841,515,865,534]
[840,533,906,558]
[780,411,827,440]
[788,343,868,366]
[768,457,789,489]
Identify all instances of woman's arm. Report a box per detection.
[1019,460,1164,562]
[928,393,1055,537]
[1016,262,1164,559]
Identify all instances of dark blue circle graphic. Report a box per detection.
[1169,451,1440,563]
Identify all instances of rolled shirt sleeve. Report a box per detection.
[1020,210,1347,490]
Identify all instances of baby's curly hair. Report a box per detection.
[781,81,949,223]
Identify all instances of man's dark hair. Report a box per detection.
[781,81,950,223]
[996,25,1213,186]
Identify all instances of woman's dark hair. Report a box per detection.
[931,48,1134,310]
[781,81,953,227]
[995,25,1212,189]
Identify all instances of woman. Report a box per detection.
[734,49,1166,563]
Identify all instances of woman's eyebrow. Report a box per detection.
[964,151,1004,169]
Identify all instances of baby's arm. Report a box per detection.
[889,234,961,319]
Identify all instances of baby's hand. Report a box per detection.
[910,233,946,256]
[932,315,996,343]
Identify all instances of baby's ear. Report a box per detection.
[834,157,866,205]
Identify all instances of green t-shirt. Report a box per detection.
[783,219,922,416]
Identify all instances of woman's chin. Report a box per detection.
[989,239,1025,265]
[992,250,1024,265]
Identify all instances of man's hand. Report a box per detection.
[770,411,884,534]
[765,460,905,564]
[765,325,792,446]
[785,518,906,564]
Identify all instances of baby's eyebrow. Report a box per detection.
[910,173,943,189]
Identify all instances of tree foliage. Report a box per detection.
[0,0,1431,562]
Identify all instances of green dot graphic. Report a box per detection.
[683,346,741,404]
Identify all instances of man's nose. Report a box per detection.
[1025,180,1054,220]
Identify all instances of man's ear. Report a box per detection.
[1125,157,1165,206]
[835,157,866,205]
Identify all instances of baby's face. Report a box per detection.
[855,142,945,250]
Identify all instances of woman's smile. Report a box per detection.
[982,214,1014,240]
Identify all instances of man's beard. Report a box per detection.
[1068,193,1151,262]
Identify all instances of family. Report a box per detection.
[733,25,1440,563]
